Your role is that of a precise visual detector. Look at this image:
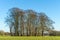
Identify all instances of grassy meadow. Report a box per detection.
[0,36,60,40]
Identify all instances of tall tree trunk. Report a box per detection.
[10,26,12,36]
[20,15,24,36]
[15,17,19,36]
[42,29,44,36]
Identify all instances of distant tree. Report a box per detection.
[0,30,5,36]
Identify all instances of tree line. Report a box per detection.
[5,7,54,36]
[0,30,10,36]
[0,30,60,36]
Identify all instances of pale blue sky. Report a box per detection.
[0,0,60,32]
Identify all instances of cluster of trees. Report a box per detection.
[49,30,60,36]
[6,7,54,36]
[0,30,10,36]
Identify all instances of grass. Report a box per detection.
[0,36,60,40]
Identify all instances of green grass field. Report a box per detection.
[0,36,60,40]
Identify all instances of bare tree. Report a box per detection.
[39,12,54,36]
[19,11,25,36]
[6,7,22,36]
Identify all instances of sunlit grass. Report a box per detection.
[0,36,60,40]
